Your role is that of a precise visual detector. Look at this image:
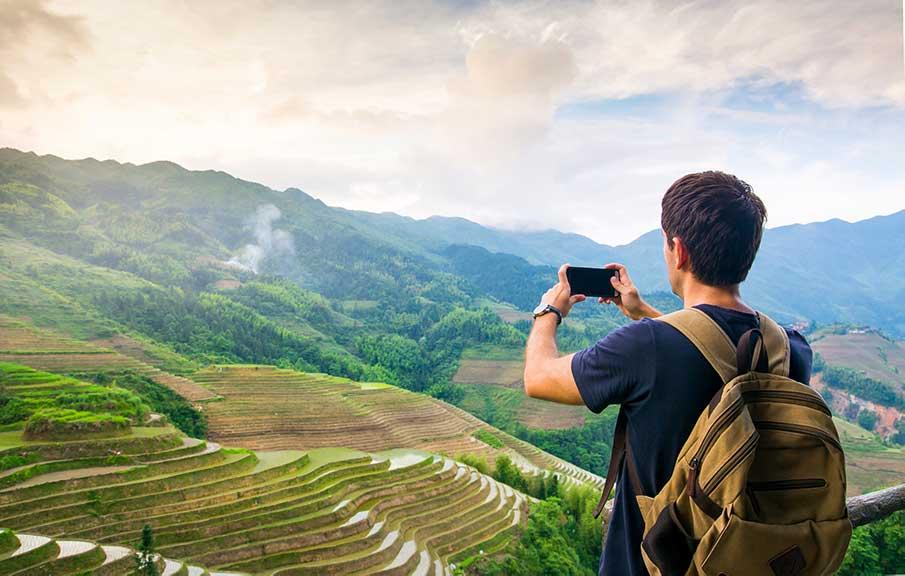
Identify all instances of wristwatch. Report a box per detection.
[533,303,563,325]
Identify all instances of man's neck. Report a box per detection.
[680,282,754,314]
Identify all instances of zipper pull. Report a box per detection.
[687,457,699,496]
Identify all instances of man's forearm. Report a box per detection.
[525,314,559,372]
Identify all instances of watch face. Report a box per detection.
[533,303,548,316]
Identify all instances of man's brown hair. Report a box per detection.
[661,171,767,286]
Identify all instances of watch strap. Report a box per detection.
[535,304,563,325]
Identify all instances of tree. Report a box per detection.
[476,498,595,576]
[858,409,879,432]
[893,418,905,445]
[838,527,882,575]
[493,455,527,492]
[135,524,159,576]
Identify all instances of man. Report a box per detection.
[523,171,813,575]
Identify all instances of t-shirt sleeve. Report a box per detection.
[786,328,813,385]
[570,319,655,413]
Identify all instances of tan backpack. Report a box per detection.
[593,308,851,576]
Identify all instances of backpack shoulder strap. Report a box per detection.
[592,408,643,519]
[655,308,737,384]
[757,313,791,377]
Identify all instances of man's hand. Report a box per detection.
[600,263,662,320]
[539,264,587,318]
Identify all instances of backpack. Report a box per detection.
[593,308,851,576]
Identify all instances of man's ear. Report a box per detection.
[673,237,690,271]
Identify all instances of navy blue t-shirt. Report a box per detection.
[571,304,812,576]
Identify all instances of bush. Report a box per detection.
[24,408,130,440]
[0,396,29,425]
[427,382,466,405]
[456,453,489,475]
[493,455,527,492]
[822,366,904,409]
[55,387,148,422]
[109,373,206,438]
[838,510,905,575]
[473,429,503,449]
[469,485,602,575]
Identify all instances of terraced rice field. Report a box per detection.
[196,365,604,490]
[453,359,524,389]
[458,384,588,430]
[811,329,905,390]
[0,317,218,402]
[0,426,526,575]
[831,417,905,496]
[454,348,588,430]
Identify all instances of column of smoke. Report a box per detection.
[225,204,294,274]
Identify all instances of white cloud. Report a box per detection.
[0,0,903,244]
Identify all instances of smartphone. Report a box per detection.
[566,267,619,298]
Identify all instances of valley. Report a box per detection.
[0,148,902,574]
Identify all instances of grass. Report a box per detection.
[834,416,905,495]
[24,408,131,440]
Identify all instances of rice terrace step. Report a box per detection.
[0,318,611,574]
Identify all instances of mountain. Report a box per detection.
[357,188,905,335]
[2,147,903,337]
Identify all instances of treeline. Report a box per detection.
[816,359,904,410]
[92,284,526,405]
[91,287,377,380]
[513,412,617,474]
[356,307,524,402]
[454,453,602,575]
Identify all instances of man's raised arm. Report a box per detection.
[523,264,585,405]
[523,263,662,405]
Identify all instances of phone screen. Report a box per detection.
[566,267,619,298]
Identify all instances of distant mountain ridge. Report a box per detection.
[345,180,905,335]
[1,147,903,336]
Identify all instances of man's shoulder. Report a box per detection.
[598,317,657,347]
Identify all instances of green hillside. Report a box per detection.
[1,148,903,573]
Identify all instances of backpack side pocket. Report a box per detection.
[641,501,697,576]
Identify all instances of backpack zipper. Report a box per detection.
[753,420,843,452]
[692,395,745,465]
[747,478,826,491]
[686,395,745,497]
[746,478,826,517]
[701,432,759,495]
[741,389,831,417]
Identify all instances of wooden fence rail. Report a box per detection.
[847,482,905,528]
[600,483,905,527]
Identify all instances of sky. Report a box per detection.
[1,0,904,245]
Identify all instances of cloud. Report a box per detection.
[0,0,87,51]
[0,0,90,108]
[0,0,902,244]
[0,73,25,108]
